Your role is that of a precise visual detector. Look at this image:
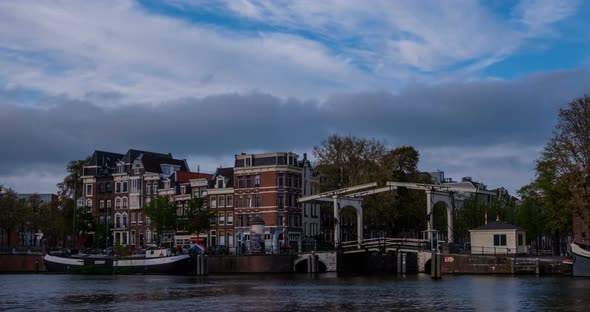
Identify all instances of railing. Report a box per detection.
[340,237,429,253]
[469,245,514,255]
[0,245,43,255]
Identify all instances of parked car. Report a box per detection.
[205,245,228,256]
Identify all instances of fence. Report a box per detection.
[0,245,43,255]
[469,245,514,255]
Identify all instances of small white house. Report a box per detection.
[469,221,527,255]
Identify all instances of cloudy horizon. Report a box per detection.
[1,0,589,196]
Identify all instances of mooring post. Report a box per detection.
[535,258,540,275]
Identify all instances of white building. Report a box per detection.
[469,221,527,255]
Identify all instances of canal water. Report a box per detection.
[1,273,589,311]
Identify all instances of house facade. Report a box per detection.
[469,221,527,255]
[233,152,303,253]
[206,167,235,251]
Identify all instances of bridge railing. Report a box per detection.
[340,237,429,252]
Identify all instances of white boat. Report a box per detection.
[570,242,590,277]
[44,249,192,274]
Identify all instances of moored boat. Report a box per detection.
[570,242,590,277]
[44,249,192,274]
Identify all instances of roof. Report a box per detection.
[175,171,213,183]
[140,153,188,173]
[122,149,172,164]
[471,221,524,231]
[84,150,124,176]
[208,167,234,188]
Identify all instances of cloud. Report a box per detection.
[1,69,588,194]
[0,0,584,107]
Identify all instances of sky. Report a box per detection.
[1,0,590,196]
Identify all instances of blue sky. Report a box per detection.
[0,0,589,194]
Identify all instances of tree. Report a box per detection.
[542,95,590,224]
[144,196,177,246]
[182,197,215,237]
[56,158,87,246]
[0,186,25,246]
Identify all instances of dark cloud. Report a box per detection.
[0,69,589,188]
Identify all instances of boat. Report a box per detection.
[44,248,193,274]
[570,242,590,277]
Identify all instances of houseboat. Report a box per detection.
[44,248,192,274]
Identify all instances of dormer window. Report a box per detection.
[134,163,141,174]
[244,156,252,167]
[180,185,186,194]
[217,177,224,188]
[117,163,125,174]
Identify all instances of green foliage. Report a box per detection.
[181,197,215,236]
[313,134,431,238]
[144,196,177,246]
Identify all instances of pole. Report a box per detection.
[72,172,77,250]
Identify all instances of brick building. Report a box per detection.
[233,152,303,253]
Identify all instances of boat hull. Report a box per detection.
[571,243,590,277]
[44,254,193,274]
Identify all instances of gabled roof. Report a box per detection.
[175,171,213,183]
[86,150,124,167]
[208,167,234,188]
[471,221,524,231]
[140,153,188,173]
[122,149,172,164]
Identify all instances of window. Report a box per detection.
[518,234,523,246]
[131,213,136,224]
[278,194,284,210]
[217,178,223,188]
[254,194,260,207]
[219,196,225,207]
[194,190,200,198]
[117,163,125,173]
[219,230,225,245]
[153,182,158,194]
[227,195,233,207]
[98,183,104,193]
[238,176,244,188]
[218,212,225,225]
[245,157,251,167]
[106,200,111,209]
[254,175,260,187]
[122,182,128,193]
[146,183,151,195]
[246,176,251,188]
[227,212,233,225]
[123,232,128,245]
[494,234,507,246]
[123,213,128,227]
[100,200,104,209]
[123,197,128,208]
[138,212,143,223]
[131,231,135,245]
[237,196,243,208]
[210,196,217,208]
[116,182,121,193]
[86,184,93,196]
[277,174,284,188]
[228,230,234,247]
[115,214,121,228]
[180,185,186,194]
[246,196,251,208]
[287,193,292,207]
[106,183,112,193]
[99,216,104,224]
[86,199,92,209]
[115,198,121,209]
[134,163,141,174]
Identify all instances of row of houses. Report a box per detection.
[80,149,320,253]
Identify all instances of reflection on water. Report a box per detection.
[1,273,589,311]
